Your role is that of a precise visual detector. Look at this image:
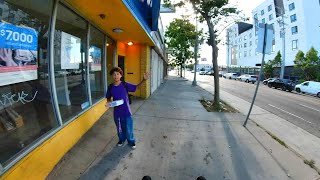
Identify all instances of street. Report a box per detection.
[184,71,320,138]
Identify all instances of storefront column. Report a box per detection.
[140,45,150,99]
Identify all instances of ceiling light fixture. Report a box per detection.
[112,28,124,33]
[127,42,133,46]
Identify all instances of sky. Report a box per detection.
[160,0,265,65]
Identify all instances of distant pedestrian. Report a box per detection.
[106,67,149,149]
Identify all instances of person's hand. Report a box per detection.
[105,102,111,108]
[143,72,150,80]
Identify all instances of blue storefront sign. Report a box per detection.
[0,22,38,51]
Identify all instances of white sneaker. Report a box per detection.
[117,141,124,147]
[130,143,136,149]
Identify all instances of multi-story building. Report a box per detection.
[226,0,320,77]
[0,0,166,179]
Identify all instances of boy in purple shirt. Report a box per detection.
[106,67,149,149]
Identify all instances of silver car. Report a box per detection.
[238,74,258,83]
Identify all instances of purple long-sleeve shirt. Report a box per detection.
[106,82,137,118]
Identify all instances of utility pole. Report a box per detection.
[192,14,198,86]
[277,7,286,79]
[227,29,230,73]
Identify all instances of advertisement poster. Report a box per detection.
[0,22,38,86]
[61,32,81,70]
[89,46,101,71]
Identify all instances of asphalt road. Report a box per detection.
[184,71,320,138]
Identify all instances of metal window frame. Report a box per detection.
[292,40,298,50]
[291,26,298,34]
[86,24,93,106]
[269,14,273,20]
[88,25,108,102]
[290,14,297,22]
[103,35,108,93]
[289,3,295,11]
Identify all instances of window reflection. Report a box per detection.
[89,26,105,103]
[0,0,56,166]
[54,3,89,122]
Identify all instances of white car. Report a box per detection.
[199,71,206,75]
[224,73,238,79]
[295,81,320,98]
[238,74,258,83]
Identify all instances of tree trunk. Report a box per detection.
[207,20,220,109]
[180,64,183,78]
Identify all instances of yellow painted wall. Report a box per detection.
[140,45,151,99]
[117,42,127,57]
[107,43,115,84]
[0,100,108,180]
[126,44,141,97]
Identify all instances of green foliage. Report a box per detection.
[263,51,282,78]
[264,60,274,78]
[186,64,194,70]
[294,47,320,81]
[165,0,246,109]
[165,18,197,67]
[273,51,282,67]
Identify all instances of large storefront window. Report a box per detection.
[89,26,105,103]
[54,3,89,122]
[106,37,115,84]
[0,0,56,166]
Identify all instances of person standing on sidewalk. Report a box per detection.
[106,67,149,149]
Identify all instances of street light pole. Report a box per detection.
[277,7,286,79]
[227,29,230,73]
[280,15,285,79]
[192,14,198,86]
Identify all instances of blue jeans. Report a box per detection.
[114,115,135,145]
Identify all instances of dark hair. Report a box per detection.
[110,67,123,76]
[197,176,206,180]
[142,176,152,180]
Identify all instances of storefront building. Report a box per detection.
[0,0,166,179]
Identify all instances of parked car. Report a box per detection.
[205,70,214,76]
[263,78,276,85]
[267,78,295,92]
[224,73,238,79]
[238,74,257,83]
[199,70,206,75]
[219,71,225,77]
[295,81,320,98]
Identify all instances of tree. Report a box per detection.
[263,61,274,78]
[294,47,320,81]
[186,63,194,70]
[263,51,282,78]
[165,0,246,108]
[165,18,197,77]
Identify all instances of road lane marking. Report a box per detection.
[268,104,313,124]
[299,104,320,113]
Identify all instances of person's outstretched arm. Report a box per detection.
[136,72,150,89]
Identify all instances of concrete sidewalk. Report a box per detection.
[186,72,320,173]
[47,76,319,180]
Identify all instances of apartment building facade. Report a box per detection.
[226,0,320,77]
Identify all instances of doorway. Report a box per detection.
[118,55,125,81]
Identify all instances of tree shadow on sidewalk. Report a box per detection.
[80,146,132,180]
[219,113,270,180]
